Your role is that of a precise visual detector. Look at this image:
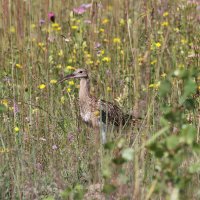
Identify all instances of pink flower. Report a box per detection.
[73,3,92,15]
[73,7,86,15]
[48,12,55,22]
[52,144,58,150]
[84,19,91,24]
[39,19,45,26]
[94,42,101,49]
[13,100,19,114]
[80,3,92,9]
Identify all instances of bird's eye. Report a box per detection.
[79,71,83,73]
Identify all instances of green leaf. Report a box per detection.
[0,104,7,113]
[122,148,134,161]
[148,143,164,158]
[112,157,126,165]
[104,141,115,150]
[164,110,182,123]
[60,187,72,199]
[180,79,197,104]
[102,167,112,178]
[74,184,85,200]
[159,79,171,97]
[184,79,196,96]
[103,184,116,194]
[183,98,196,110]
[189,163,200,173]
[42,197,55,200]
[192,143,200,154]
[166,135,179,150]
[181,125,197,145]
[173,69,188,79]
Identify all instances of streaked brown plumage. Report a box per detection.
[59,68,138,142]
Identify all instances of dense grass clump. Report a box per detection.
[0,0,199,199]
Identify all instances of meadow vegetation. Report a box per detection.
[0,0,200,199]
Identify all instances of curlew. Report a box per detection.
[59,68,139,143]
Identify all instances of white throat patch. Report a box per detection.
[80,112,91,122]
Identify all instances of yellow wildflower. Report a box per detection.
[71,25,78,30]
[181,39,187,45]
[100,50,105,56]
[85,53,91,58]
[155,42,161,48]
[76,19,81,24]
[56,27,61,31]
[52,23,59,28]
[1,99,8,107]
[61,96,65,104]
[32,108,38,114]
[68,81,74,86]
[198,86,200,91]
[51,23,61,31]
[107,87,112,92]
[174,28,180,33]
[38,42,45,47]
[94,110,100,117]
[138,56,143,63]
[0,148,10,153]
[163,12,169,17]
[178,64,184,68]
[113,37,121,44]
[161,21,169,26]
[99,28,105,33]
[31,38,36,42]
[66,66,76,70]
[9,26,15,33]
[67,88,71,93]
[102,56,111,62]
[31,24,36,29]
[50,79,57,84]
[149,81,160,89]
[71,17,76,22]
[120,19,125,26]
[9,106,14,111]
[58,50,64,57]
[86,60,94,65]
[161,73,167,78]
[151,59,157,65]
[102,18,109,24]
[16,64,23,68]
[14,127,19,132]
[56,64,62,69]
[68,58,73,63]
[38,84,46,90]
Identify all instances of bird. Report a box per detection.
[59,68,139,143]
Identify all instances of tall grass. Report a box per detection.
[0,0,200,199]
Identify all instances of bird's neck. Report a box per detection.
[79,78,91,101]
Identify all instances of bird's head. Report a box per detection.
[59,68,88,83]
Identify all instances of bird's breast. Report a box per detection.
[80,111,91,123]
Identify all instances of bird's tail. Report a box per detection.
[123,114,142,126]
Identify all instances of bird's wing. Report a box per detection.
[97,99,131,126]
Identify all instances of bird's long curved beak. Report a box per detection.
[58,73,75,83]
